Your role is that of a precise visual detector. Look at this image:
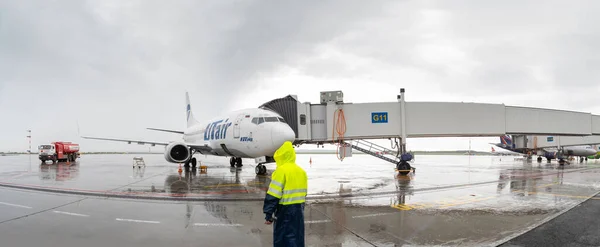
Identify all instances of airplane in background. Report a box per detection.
[492,135,597,163]
[490,147,520,156]
[83,92,295,175]
[587,145,600,160]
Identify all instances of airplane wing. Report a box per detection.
[186,143,214,154]
[146,128,185,134]
[81,136,169,146]
[81,136,215,154]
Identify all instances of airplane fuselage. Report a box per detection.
[183,108,295,159]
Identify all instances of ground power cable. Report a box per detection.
[332,108,347,161]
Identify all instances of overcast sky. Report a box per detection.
[1,0,599,153]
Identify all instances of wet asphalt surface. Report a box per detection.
[500,192,600,247]
[1,154,600,246]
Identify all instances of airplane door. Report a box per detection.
[233,114,244,138]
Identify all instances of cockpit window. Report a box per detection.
[265,117,278,122]
[251,117,259,125]
[258,117,265,124]
[277,117,285,122]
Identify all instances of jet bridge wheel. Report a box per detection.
[397,161,412,176]
[255,164,267,175]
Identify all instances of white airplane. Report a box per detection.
[493,135,597,163]
[83,93,296,175]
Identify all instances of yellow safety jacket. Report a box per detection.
[267,141,308,205]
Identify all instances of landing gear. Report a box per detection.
[397,161,412,176]
[191,158,197,169]
[580,157,584,163]
[255,163,267,175]
[586,157,588,161]
[230,157,243,167]
[537,156,543,163]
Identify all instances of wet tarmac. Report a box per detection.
[1,154,600,246]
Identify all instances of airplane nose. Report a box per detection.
[272,124,296,147]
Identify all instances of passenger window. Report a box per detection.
[300,114,306,125]
[265,117,278,122]
[251,118,259,124]
[258,117,265,124]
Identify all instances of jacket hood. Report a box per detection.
[274,141,296,167]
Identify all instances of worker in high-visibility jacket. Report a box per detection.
[263,141,308,247]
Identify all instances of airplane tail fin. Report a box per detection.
[186,92,199,128]
[500,135,512,147]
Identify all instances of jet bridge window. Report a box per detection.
[300,114,306,125]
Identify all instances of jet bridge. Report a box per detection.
[260,89,600,174]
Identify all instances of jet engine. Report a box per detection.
[544,151,564,160]
[544,152,557,160]
[164,142,191,163]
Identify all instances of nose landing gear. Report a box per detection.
[255,163,267,175]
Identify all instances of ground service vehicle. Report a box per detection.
[39,142,80,163]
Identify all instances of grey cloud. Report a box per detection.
[0,0,390,151]
[292,0,600,102]
[2,0,600,152]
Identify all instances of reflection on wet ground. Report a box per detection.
[0,154,600,246]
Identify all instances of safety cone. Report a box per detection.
[178,164,183,174]
[309,157,312,167]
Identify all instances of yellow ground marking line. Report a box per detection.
[389,182,563,211]
[515,191,600,200]
[437,196,497,209]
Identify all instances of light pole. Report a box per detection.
[27,130,32,171]
[26,130,32,154]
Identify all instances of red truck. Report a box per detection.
[38,142,80,163]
